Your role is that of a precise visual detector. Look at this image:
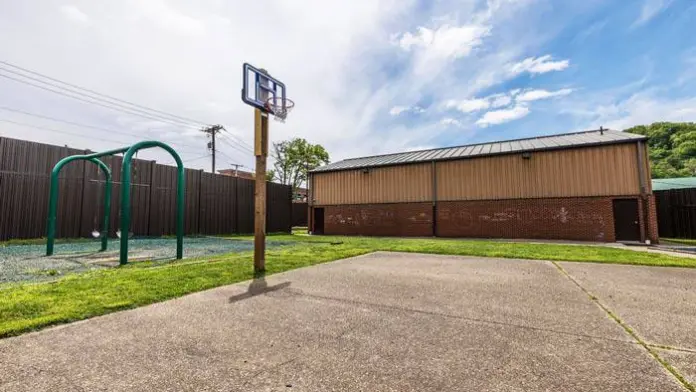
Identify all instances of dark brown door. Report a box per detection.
[613,199,641,242]
[313,208,325,235]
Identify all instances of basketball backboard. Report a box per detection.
[241,63,287,114]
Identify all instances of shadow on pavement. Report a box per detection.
[228,276,292,303]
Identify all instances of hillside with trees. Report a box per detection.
[625,122,696,179]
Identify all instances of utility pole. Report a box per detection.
[229,163,241,177]
[201,124,224,173]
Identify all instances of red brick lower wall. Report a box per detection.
[317,196,660,242]
[437,197,616,242]
[323,203,432,237]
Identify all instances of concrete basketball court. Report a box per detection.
[1,252,695,391]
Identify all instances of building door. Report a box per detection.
[313,208,325,235]
[613,199,641,242]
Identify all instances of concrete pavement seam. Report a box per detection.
[550,261,695,392]
[648,344,696,354]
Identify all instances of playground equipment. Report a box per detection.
[46,141,185,265]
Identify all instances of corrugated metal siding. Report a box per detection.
[313,129,645,173]
[436,144,640,200]
[311,144,642,205]
[313,163,432,205]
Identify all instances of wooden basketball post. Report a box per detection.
[254,72,270,273]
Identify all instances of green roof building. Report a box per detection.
[652,177,696,191]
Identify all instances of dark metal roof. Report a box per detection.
[312,129,646,173]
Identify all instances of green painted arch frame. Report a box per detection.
[119,141,185,265]
[46,156,112,256]
[46,141,184,265]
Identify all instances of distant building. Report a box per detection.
[294,187,308,202]
[652,177,696,191]
[218,168,255,180]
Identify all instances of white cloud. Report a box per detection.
[440,117,463,127]
[396,24,491,60]
[389,106,409,115]
[582,93,696,130]
[444,98,490,113]
[476,105,530,127]
[389,105,424,115]
[0,0,594,167]
[509,55,569,76]
[516,88,573,102]
[443,91,515,114]
[489,94,511,108]
[60,5,90,24]
[0,0,410,168]
[632,0,673,28]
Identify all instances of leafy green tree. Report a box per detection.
[625,122,696,178]
[270,138,329,191]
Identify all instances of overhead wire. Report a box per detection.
[161,153,210,166]
[220,126,254,152]
[216,136,255,161]
[0,71,203,129]
[0,59,256,154]
[0,105,204,153]
[0,118,144,147]
[0,60,212,127]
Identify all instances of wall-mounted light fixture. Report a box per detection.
[362,168,370,174]
[521,152,532,160]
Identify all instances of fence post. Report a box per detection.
[234,177,239,234]
[147,161,156,236]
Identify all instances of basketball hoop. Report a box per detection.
[265,96,295,122]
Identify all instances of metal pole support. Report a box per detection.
[47,157,112,256]
[119,141,185,265]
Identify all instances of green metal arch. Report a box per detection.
[46,156,112,256]
[119,141,185,265]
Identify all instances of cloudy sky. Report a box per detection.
[0,0,695,171]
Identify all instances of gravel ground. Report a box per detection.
[0,237,292,284]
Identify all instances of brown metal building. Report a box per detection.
[308,129,658,243]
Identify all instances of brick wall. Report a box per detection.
[323,203,432,236]
[316,196,660,242]
[437,197,616,242]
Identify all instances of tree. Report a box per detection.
[270,138,329,191]
[625,122,696,178]
[266,170,276,182]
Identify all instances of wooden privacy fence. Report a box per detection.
[654,188,696,239]
[0,137,292,240]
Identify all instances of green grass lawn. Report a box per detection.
[1,234,694,338]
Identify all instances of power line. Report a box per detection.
[161,153,211,166]
[0,71,201,129]
[0,59,257,153]
[0,118,141,147]
[0,105,203,153]
[0,60,212,127]
[0,117,203,155]
[217,136,254,159]
[216,149,244,165]
[220,127,254,152]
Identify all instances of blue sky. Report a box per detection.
[378,0,696,152]
[0,0,695,169]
